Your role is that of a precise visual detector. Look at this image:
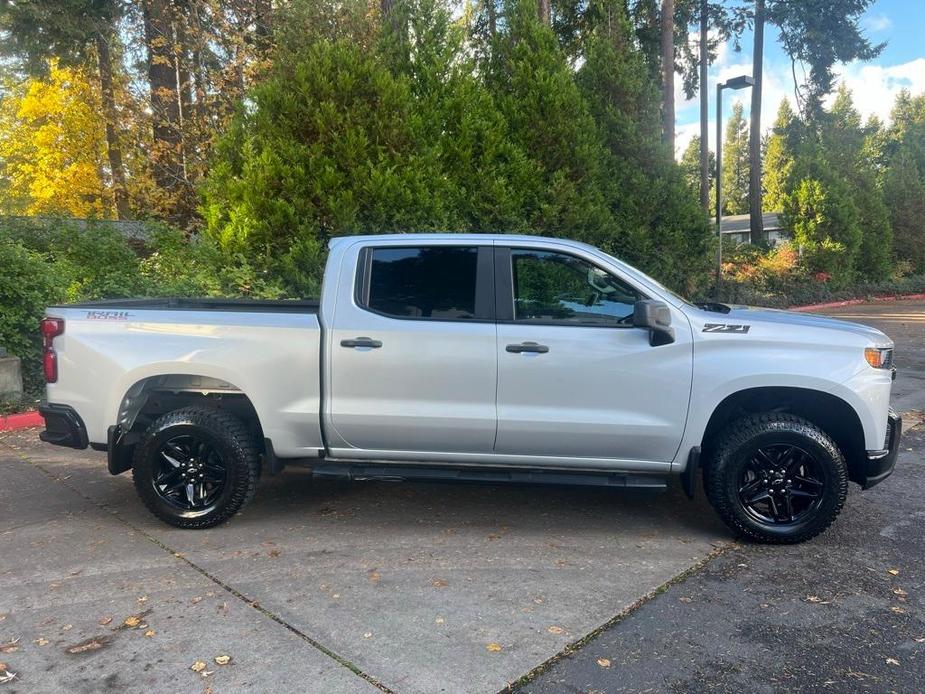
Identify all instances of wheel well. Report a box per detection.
[116,374,265,454]
[700,387,867,485]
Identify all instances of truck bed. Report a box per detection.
[51,297,320,313]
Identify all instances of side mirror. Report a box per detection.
[633,300,675,346]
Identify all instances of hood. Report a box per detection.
[720,305,892,345]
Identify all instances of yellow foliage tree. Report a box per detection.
[0,62,112,217]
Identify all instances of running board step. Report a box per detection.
[311,463,667,490]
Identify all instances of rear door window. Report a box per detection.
[363,246,481,320]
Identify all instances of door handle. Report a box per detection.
[340,337,382,349]
[506,342,549,354]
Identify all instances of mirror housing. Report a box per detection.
[633,300,675,346]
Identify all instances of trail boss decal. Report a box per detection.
[86,310,133,321]
[703,323,751,334]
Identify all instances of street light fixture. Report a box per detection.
[715,74,755,298]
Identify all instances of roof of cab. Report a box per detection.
[328,233,596,251]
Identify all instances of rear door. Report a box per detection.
[326,242,498,456]
[494,245,693,464]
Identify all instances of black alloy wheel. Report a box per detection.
[132,407,260,529]
[152,434,228,511]
[705,413,848,544]
[736,444,825,525]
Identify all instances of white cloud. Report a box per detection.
[829,58,925,124]
[862,13,892,33]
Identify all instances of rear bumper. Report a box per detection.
[38,402,88,449]
[861,410,901,489]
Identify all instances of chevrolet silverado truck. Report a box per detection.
[38,234,901,543]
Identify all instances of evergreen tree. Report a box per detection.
[763,99,795,210]
[884,91,925,270]
[680,135,714,212]
[721,101,749,215]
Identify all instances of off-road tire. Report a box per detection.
[705,413,848,544]
[132,407,260,529]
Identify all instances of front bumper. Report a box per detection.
[861,410,901,489]
[38,402,88,449]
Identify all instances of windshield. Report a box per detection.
[597,249,696,308]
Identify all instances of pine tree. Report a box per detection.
[722,101,750,215]
[762,99,795,211]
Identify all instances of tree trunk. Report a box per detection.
[255,0,272,46]
[538,0,551,25]
[94,33,131,220]
[487,0,497,36]
[749,0,765,244]
[661,0,675,149]
[142,0,188,220]
[698,0,709,212]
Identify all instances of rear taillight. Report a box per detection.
[40,317,64,383]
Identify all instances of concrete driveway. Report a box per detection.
[0,436,726,692]
[1,299,921,693]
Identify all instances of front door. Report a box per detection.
[494,246,693,463]
[327,243,498,455]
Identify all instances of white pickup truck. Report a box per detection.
[39,234,901,543]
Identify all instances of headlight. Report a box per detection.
[864,347,893,369]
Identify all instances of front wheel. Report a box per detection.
[132,407,260,529]
[705,413,848,544]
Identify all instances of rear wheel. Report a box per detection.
[705,413,848,544]
[132,407,260,529]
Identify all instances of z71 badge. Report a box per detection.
[703,323,750,334]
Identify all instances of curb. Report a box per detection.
[0,410,43,432]
[790,292,925,312]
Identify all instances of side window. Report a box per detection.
[365,246,479,319]
[511,249,641,326]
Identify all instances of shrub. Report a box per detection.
[0,238,65,390]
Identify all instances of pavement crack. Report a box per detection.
[500,542,734,693]
[0,442,398,694]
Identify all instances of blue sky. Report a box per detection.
[675,0,925,157]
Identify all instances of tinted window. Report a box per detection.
[366,247,478,319]
[511,249,641,326]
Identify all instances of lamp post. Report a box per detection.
[715,74,754,298]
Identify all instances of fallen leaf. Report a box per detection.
[888,568,900,576]
[137,596,148,604]
[679,597,693,603]
[66,637,107,654]
[123,616,141,628]
[547,626,564,635]
[62,624,73,631]
[486,642,502,652]
[891,606,906,614]
[268,549,281,558]
[98,616,113,626]
[886,657,900,666]
[432,578,449,588]
[214,655,231,665]
[435,617,445,625]
[191,597,203,605]
[191,661,207,673]
[144,630,156,638]
[364,632,372,639]
[597,658,611,668]
[33,638,49,646]
[893,588,908,599]
[805,596,822,603]
[367,570,381,584]
[0,638,19,654]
